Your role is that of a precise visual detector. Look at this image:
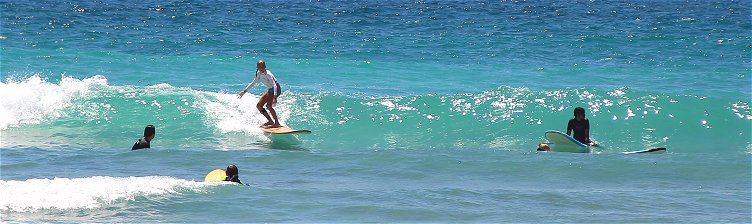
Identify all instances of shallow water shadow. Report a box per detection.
[265,134,308,151]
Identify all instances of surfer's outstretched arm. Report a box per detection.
[238,73,259,99]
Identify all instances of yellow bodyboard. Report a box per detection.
[204,169,227,182]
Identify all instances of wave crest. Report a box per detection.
[0,74,108,130]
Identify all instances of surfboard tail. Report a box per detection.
[622,148,667,154]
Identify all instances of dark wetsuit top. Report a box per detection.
[567,118,590,144]
[225,175,242,184]
[131,137,150,150]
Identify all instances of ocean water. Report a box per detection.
[1,0,750,222]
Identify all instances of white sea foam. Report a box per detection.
[0,75,107,130]
[199,91,291,135]
[0,176,216,212]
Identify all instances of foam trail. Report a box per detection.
[200,91,295,133]
[0,176,219,212]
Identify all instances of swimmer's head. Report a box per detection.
[537,143,550,151]
[573,107,586,119]
[143,125,156,140]
[226,164,239,176]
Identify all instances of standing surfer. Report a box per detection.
[238,60,283,128]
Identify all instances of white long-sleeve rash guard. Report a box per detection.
[243,69,279,96]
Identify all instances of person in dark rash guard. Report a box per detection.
[224,164,243,184]
[132,125,155,150]
[566,107,597,146]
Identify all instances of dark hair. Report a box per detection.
[226,164,239,176]
[143,125,156,137]
[573,107,586,117]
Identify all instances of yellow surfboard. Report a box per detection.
[204,169,227,182]
[260,126,311,134]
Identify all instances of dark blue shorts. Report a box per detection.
[267,87,281,95]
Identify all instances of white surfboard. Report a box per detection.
[544,130,589,153]
[622,148,667,154]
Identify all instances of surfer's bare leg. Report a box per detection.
[266,96,281,128]
[257,93,274,126]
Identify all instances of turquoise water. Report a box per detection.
[1,0,750,222]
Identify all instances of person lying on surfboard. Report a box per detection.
[225,164,243,184]
[238,60,283,128]
[566,107,597,146]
